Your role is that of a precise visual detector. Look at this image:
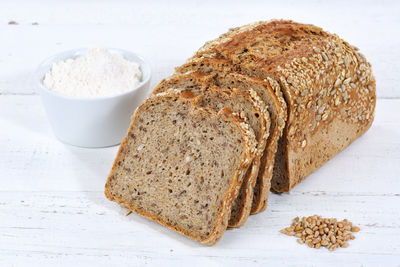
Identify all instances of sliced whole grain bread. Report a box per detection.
[152,75,270,227]
[104,90,257,245]
[174,64,287,214]
[213,73,287,213]
[105,20,376,245]
[182,20,376,193]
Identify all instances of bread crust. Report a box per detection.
[105,91,257,245]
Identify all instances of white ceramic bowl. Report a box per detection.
[35,48,151,148]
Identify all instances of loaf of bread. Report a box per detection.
[105,90,257,245]
[152,72,271,227]
[180,20,376,192]
[105,20,376,245]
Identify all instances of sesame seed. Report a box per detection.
[322,52,328,61]
[344,56,349,67]
[335,97,341,106]
[301,140,307,148]
[343,91,348,100]
[335,78,342,88]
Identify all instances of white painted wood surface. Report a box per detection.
[1,1,399,266]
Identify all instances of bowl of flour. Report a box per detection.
[35,48,151,147]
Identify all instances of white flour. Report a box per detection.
[43,48,142,98]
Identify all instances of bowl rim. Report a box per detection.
[35,47,151,101]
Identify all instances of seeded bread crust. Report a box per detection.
[152,74,270,227]
[183,19,376,192]
[196,21,267,55]
[105,91,257,245]
[174,64,287,214]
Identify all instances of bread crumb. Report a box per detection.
[125,210,132,216]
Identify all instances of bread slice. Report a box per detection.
[212,73,286,213]
[104,90,257,245]
[152,74,270,227]
[174,63,287,214]
[183,20,376,192]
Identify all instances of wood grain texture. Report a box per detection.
[0,0,399,266]
[0,190,399,266]
[0,0,399,97]
[1,96,399,266]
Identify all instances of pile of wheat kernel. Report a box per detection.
[280,215,360,251]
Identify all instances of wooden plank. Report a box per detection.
[0,0,398,97]
[0,191,398,266]
[0,96,399,265]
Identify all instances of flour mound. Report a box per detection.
[44,48,142,98]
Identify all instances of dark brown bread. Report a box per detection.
[183,20,376,192]
[105,90,257,245]
[152,73,270,226]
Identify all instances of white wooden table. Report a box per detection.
[1,1,399,266]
